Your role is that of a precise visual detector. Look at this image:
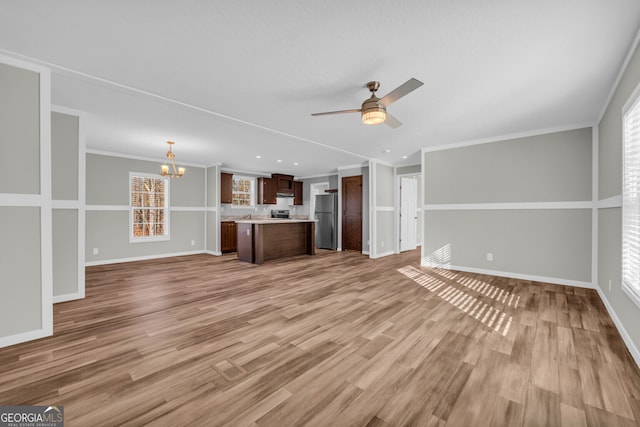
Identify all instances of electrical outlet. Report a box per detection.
[487,252,493,261]
[609,279,612,291]
[191,240,195,246]
[92,248,99,255]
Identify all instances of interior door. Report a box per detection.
[400,177,417,251]
[342,175,362,251]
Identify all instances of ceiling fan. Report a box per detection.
[311,78,423,128]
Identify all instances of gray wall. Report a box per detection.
[0,63,40,195]
[86,153,206,263]
[425,128,592,204]
[0,59,50,346]
[52,111,84,301]
[598,41,640,354]
[423,127,593,285]
[300,174,339,217]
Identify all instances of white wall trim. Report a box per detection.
[40,64,53,338]
[53,291,85,304]
[296,172,339,180]
[421,263,594,289]
[337,163,368,171]
[170,206,208,212]
[597,23,640,123]
[0,194,42,206]
[376,206,395,211]
[422,122,595,154]
[220,167,270,177]
[596,287,640,368]
[423,201,593,211]
[370,250,395,259]
[592,125,599,289]
[598,195,622,209]
[369,160,376,259]
[86,205,129,211]
[85,250,207,266]
[0,328,51,349]
[205,250,222,256]
[52,200,81,209]
[86,148,207,168]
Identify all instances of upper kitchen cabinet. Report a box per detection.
[258,177,277,204]
[294,181,303,206]
[273,173,294,196]
[221,172,233,204]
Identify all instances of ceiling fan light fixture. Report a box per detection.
[361,103,386,125]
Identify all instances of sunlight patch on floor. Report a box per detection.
[397,265,514,336]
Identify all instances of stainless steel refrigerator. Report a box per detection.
[315,193,337,250]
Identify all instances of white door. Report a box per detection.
[400,177,417,251]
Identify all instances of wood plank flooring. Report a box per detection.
[1,249,640,426]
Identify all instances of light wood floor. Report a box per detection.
[1,250,640,426]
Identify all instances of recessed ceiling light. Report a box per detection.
[294,162,299,166]
[256,155,261,159]
[402,155,408,159]
[277,159,282,163]
[383,149,391,153]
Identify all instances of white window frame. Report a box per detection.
[129,172,170,243]
[622,82,640,309]
[231,175,255,208]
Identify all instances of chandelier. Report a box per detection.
[160,141,185,178]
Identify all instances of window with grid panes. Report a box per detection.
[623,85,640,308]
[232,176,255,207]
[130,173,170,242]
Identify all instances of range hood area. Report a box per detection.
[272,173,295,196]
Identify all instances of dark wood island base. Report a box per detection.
[236,220,316,264]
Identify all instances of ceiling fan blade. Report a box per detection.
[311,109,361,117]
[384,113,402,128]
[378,78,424,107]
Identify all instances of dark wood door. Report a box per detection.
[342,175,362,252]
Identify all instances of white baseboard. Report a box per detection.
[0,328,51,349]
[85,250,206,266]
[421,263,594,289]
[53,291,85,304]
[362,250,370,255]
[205,250,222,256]
[596,287,640,369]
[370,250,395,259]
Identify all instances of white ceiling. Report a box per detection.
[1,1,639,177]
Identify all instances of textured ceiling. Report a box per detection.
[1,1,639,177]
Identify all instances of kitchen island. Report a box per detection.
[235,219,316,265]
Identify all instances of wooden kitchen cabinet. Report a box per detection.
[293,181,303,205]
[258,177,277,204]
[221,172,233,204]
[221,221,237,252]
[272,173,294,195]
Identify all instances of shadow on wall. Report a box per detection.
[397,264,517,337]
[422,243,452,268]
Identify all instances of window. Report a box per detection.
[130,173,169,242]
[623,87,640,307]
[232,176,254,207]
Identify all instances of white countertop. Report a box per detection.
[234,219,317,224]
